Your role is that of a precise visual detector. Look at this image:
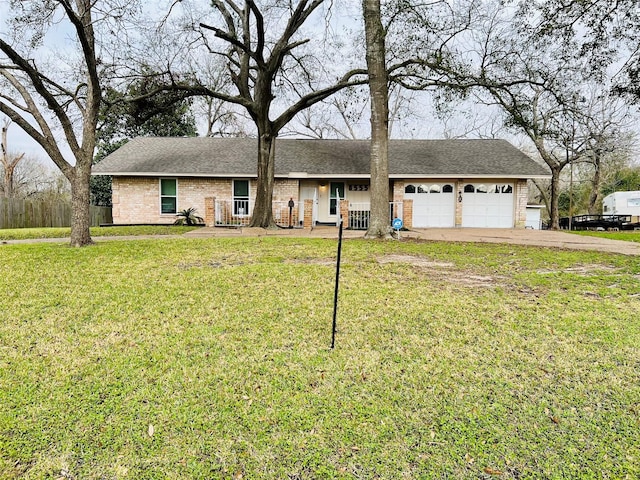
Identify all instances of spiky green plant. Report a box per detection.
[174,207,204,226]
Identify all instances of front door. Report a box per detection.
[317,181,344,223]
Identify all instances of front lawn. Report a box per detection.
[571,229,640,243]
[1,238,639,479]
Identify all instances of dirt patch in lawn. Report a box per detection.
[377,254,455,269]
[536,264,620,276]
[377,254,506,288]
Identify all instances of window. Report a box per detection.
[476,184,488,193]
[160,179,177,214]
[488,184,498,193]
[405,184,416,194]
[429,184,441,193]
[330,182,344,215]
[464,184,475,193]
[418,184,428,193]
[233,180,250,216]
[501,184,513,194]
[443,184,453,193]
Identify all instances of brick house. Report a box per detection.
[92,137,550,229]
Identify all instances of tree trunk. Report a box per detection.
[249,132,276,228]
[3,164,14,198]
[588,158,602,215]
[549,166,561,230]
[69,163,93,247]
[363,0,392,239]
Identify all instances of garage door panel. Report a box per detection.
[462,184,514,228]
[406,183,455,228]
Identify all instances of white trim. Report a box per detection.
[232,179,251,217]
[329,181,345,218]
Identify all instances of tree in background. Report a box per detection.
[1,119,25,199]
[91,73,198,206]
[530,1,640,101]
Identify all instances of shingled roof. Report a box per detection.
[92,137,550,179]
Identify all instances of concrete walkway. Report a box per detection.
[3,227,640,256]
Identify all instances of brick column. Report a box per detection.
[340,199,349,226]
[303,199,313,228]
[204,197,215,227]
[393,181,405,202]
[514,180,528,228]
[455,181,463,227]
[403,199,413,229]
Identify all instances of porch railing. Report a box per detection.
[215,200,300,228]
[347,201,403,230]
[213,199,402,230]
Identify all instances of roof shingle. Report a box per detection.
[92,137,550,178]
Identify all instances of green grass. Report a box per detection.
[1,237,639,479]
[0,225,198,240]
[571,229,640,243]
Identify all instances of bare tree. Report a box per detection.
[193,59,249,137]
[0,0,137,246]
[576,90,635,214]
[0,119,25,198]
[162,0,368,227]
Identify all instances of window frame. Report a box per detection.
[329,181,344,216]
[233,179,251,217]
[159,178,178,215]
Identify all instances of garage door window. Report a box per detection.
[464,184,475,193]
[406,183,454,194]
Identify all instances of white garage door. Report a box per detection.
[405,183,455,228]
[462,183,514,228]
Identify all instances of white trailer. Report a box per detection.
[602,191,640,218]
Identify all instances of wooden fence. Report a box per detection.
[0,199,112,229]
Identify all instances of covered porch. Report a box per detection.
[204,196,413,230]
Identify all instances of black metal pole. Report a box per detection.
[331,215,343,349]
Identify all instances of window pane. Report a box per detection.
[443,184,453,193]
[161,197,176,214]
[161,179,176,196]
[234,180,249,197]
[430,184,441,193]
[405,184,416,194]
[464,184,475,193]
[476,184,487,193]
[330,182,344,199]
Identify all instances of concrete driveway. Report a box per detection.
[409,228,640,256]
